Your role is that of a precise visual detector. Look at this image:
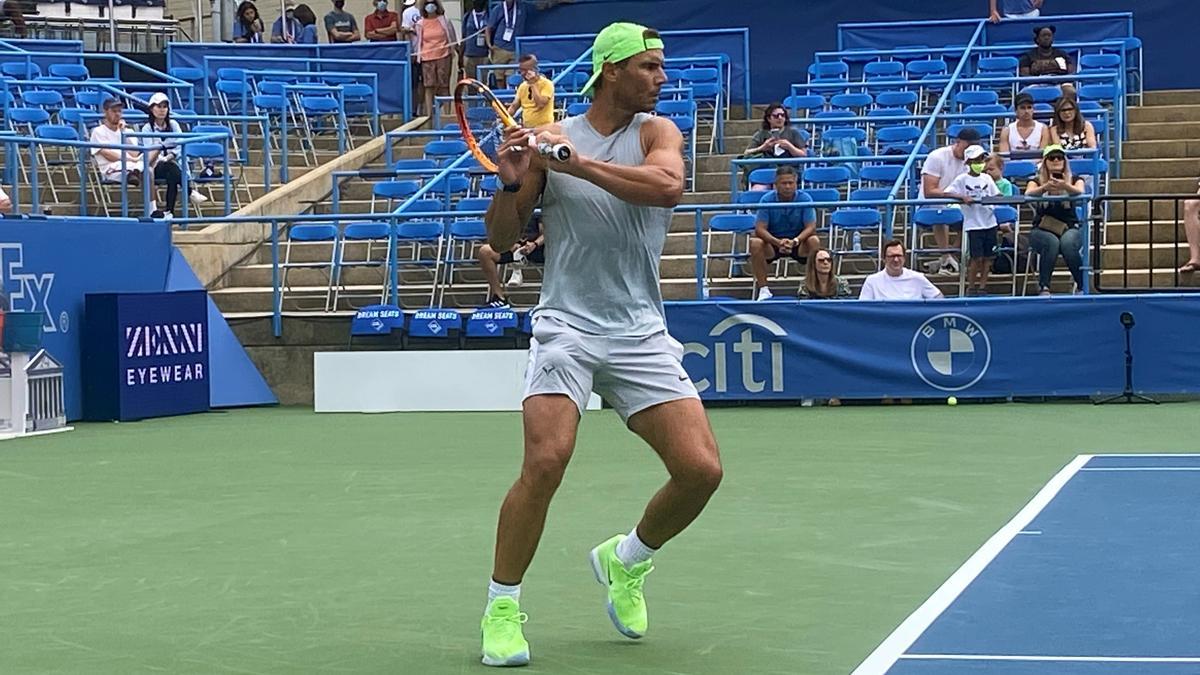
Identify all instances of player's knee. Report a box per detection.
[520,451,570,493]
[678,455,723,495]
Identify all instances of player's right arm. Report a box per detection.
[485,125,549,250]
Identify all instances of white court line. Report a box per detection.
[1081,467,1200,472]
[900,655,1200,663]
[1017,530,1042,535]
[1090,453,1200,457]
[850,454,1093,675]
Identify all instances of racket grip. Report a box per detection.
[537,142,572,163]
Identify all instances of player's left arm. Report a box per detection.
[545,115,684,208]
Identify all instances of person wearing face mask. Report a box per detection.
[945,146,1003,296]
[231,1,265,43]
[414,0,457,118]
[461,0,491,81]
[271,0,302,43]
[324,0,360,43]
[364,0,399,41]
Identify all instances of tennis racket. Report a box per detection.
[453,77,572,173]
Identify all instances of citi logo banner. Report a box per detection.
[124,322,206,359]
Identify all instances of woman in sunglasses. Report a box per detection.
[1025,144,1086,295]
[1049,96,1096,151]
[742,102,807,189]
[799,248,850,299]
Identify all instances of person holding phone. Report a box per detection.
[1025,144,1087,295]
[741,102,807,189]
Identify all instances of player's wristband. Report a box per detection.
[501,181,522,193]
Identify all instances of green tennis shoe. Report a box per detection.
[588,534,654,639]
[480,596,530,667]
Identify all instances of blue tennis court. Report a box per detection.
[855,454,1200,675]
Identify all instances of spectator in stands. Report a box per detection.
[89,97,144,187]
[799,248,851,299]
[399,0,423,113]
[1026,144,1086,295]
[487,0,524,78]
[1019,26,1074,77]
[461,0,491,81]
[232,1,265,43]
[324,0,360,43]
[293,3,319,43]
[364,0,399,42]
[478,215,544,307]
[506,55,555,128]
[945,145,1002,296]
[986,155,1016,196]
[859,240,944,300]
[271,1,302,42]
[1048,96,1097,151]
[919,126,979,276]
[999,92,1048,155]
[415,0,456,118]
[1180,182,1200,274]
[141,93,209,219]
[740,103,806,188]
[2,0,27,38]
[749,166,820,301]
[0,186,11,213]
[989,0,1042,22]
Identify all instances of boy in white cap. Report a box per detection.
[946,145,1001,295]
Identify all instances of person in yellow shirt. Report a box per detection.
[507,54,555,128]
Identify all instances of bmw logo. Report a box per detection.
[910,313,992,392]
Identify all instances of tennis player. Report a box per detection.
[479,22,723,667]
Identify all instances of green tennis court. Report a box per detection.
[2,402,1195,674]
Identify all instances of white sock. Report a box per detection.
[615,527,657,569]
[487,579,521,604]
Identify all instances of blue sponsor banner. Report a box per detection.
[409,309,463,338]
[0,217,172,419]
[466,307,518,337]
[665,296,1200,400]
[83,290,211,421]
[351,304,404,335]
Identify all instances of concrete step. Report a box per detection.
[1100,243,1191,269]
[1096,268,1200,289]
[1110,177,1198,193]
[1118,158,1200,179]
[1127,121,1200,141]
[1109,199,1196,222]
[697,154,738,173]
[1120,139,1200,160]
[1105,220,1196,245]
[724,119,763,136]
[1143,90,1200,107]
[1128,105,1200,124]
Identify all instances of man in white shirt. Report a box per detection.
[399,0,422,112]
[920,126,979,276]
[859,240,944,301]
[89,97,143,185]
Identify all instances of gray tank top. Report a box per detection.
[534,112,673,337]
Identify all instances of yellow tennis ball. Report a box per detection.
[947,396,958,406]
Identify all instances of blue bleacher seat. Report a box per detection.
[408,310,462,340]
[1003,160,1038,180]
[1,62,40,78]
[566,102,590,116]
[863,61,904,79]
[875,90,919,109]
[748,168,777,190]
[1022,85,1063,104]
[831,92,873,110]
[466,307,519,338]
[1079,53,1121,72]
[47,63,89,80]
[859,164,904,185]
[1078,84,1116,104]
[424,139,468,161]
[735,191,769,205]
[784,94,825,116]
[809,61,849,82]
[906,60,947,78]
[22,90,63,109]
[1069,157,1108,177]
[955,90,999,108]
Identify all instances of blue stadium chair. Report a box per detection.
[748,168,776,190]
[507,73,524,87]
[682,68,721,150]
[875,124,922,155]
[850,187,891,202]
[874,90,919,111]
[560,71,589,91]
[1079,53,1120,72]
[281,223,339,312]
[946,123,994,145]
[439,199,492,305]
[406,310,462,342]
[465,306,519,339]
[479,175,500,195]
[22,89,63,111]
[566,102,590,116]
[74,89,108,109]
[863,61,903,80]
[906,60,947,79]
[33,122,78,140]
[1003,160,1038,181]
[663,68,685,87]
[955,90,999,109]
[1069,157,1108,178]
[214,79,250,116]
[964,103,1009,116]
[404,198,447,224]
[858,164,904,186]
[57,107,89,131]
[332,221,393,308]
[820,127,867,146]
[1078,84,1116,105]
[892,46,931,63]
[1022,85,1062,104]
[975,56,1020,98]
[802,166,853,194]
[704,213,757,285]
[372,180,421,212]
[784,94,825,117]
[808,61,848,82]
[393,217,446,308]
[830,206,882,264]
[1,62,40,79]
[735,190,768,207]
[47,63,89,81]
[910,206,964,267]
[7,106,49,130]
[392,158,438,176]
[255,80,286,96]
[831,92,873,112]
[656,99,695,117]
[1033,102,1054,115]
[866,107,910,121]
[428,173,472,199]
[424,139,468,163]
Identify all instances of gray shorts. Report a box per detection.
[523,315,700,422]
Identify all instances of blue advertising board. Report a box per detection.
[83,290,210,421]
[664,296,1200,400]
